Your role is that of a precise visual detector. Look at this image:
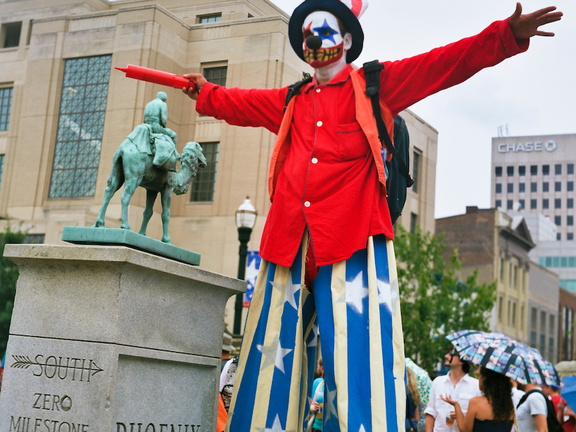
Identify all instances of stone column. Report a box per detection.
[0,244,245,432]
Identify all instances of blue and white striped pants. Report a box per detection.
[226,235,406,432]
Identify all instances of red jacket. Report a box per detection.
[196,19,528,267]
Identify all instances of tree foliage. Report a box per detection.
[394,226,496,374]
[0,225,27,355]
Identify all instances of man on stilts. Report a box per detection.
[183,1,562,431]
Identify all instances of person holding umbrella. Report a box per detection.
[425,348,481,432]
[439,366,515,432]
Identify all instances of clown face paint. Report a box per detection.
[302,11,350,68]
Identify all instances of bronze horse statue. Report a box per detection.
[94,136,207,243]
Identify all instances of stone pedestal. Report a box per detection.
[0,244,245,432]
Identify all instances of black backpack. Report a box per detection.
[517,389,564,432]
[284,61,414,225]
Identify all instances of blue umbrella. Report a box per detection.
[562,375,576,409]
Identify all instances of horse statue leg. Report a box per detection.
[119,174,143,230]
[139,189,158,237]
[94,150,124,227]
[159,188,173,243]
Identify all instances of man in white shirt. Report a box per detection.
[516,383,548,432]
[425,348,481,432]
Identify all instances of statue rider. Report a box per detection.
[143,91,178,171]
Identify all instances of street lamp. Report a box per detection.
[233,196,257,335]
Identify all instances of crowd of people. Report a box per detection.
[423,347,575,432]
[216,335,574,432]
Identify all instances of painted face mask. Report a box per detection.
[302,11,347,68]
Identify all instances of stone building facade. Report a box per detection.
[436,206,560,363]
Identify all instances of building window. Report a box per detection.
[555,216,561,226]
[0,154,4,184]
[531,182,537,193]
[568,198,574,209]
[541,256,576,268]
[0,87,13,130]
[568,181,574,192]
[519,165,526,176]
[568,164,575,175]
[412,151,421,194]
[562,306,574,360]
[530,165,538,175]
[543,199,549,209]
[555,181,562,192]
[557,233,562,241]
[24,234,45,244]
[568,233,574,240]
[410,213,418,234]
[495,166,503,177]
[540,311,547,354]
[530,307,538,347]
[507,200,513,210]
[190,142,219,202]
[543,165,550,175]
[48,55,111,198]
[530,199,537,209]
[555,198,562,209]
[507,183,514,193]
[495,199,502,208]
[495,183,502,194]
[507,166,514,176]
[1,22,22,48]
[519,183,525,193]
[197,13,222,23]
[568,216,574,226]
[543,182,549,192]
[518,199,525,210]
[203,65,227,86]
[555,164,562,175]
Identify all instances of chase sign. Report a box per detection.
[497,140,557,153]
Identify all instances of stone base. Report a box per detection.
[62,226,201,266]
[0,244,245,432]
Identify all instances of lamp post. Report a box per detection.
[234,196,257,335]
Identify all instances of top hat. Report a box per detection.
[288,0,367,64]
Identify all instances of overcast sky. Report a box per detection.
[270,0,576,218]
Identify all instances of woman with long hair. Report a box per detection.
[440,366,514,432]
[406,368,422,432]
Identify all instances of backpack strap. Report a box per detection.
[363,60,394,155]
[516,389,545,409]
[284,73,312,112]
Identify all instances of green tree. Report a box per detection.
[394,226,496,373]
[0,225,27,355]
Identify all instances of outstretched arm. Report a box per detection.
[508,2,563,40]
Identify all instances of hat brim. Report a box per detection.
[289,0,364,64]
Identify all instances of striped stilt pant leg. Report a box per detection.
[226,235,405,432]
[313,235,406,432]
[226,238,318,432]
